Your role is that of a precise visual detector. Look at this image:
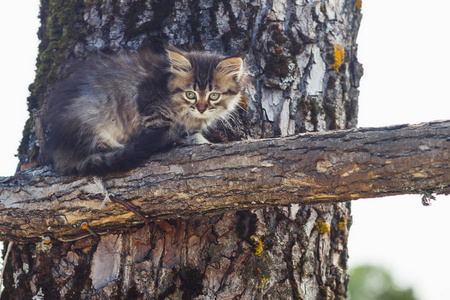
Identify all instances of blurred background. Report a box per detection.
[1,1,449,299]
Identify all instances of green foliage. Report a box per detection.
[348,265,418,300]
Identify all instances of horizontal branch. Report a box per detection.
[1,121,449,242]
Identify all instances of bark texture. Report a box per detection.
[4,0,363,299]
[1,121,449,243]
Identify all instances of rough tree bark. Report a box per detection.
[3,0,363,299]
[1,121,449,243]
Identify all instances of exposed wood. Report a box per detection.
[1,120,449,243]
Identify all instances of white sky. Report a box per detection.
[0,1,449,299]
[351,1,450,300]
[0,3,39,175]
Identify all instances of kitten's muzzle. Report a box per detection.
[196,102,208,114]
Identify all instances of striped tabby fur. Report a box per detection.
[42,48,246,175]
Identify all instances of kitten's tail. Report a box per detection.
[74,127,171,176]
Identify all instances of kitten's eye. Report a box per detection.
[185,91,197,100]
[209,93,221,101]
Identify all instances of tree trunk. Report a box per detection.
[4,0,363,299]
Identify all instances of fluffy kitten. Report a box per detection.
[42,48,246,175]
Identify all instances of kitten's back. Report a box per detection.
[43,51,172,175]
[42,49,247,175]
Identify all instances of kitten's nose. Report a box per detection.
[197,103,208,114]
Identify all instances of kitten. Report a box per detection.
[42,48,246,175]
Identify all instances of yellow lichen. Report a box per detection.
[338,217,348,231]
[36,237,53,252]
[260,277,269,289]
[316,220,330,234]
[356,0,362,11]
[256,267,270,290]
[332,44,345,73]
[250,235,264,256]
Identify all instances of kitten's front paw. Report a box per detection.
[187,132,211,144]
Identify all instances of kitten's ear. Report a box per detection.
[167,50,192,73]
[216,57,244,80]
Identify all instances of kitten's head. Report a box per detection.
[167,49,247,131]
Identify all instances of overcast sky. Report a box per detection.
[350,1,450,300]
[1,1,449,299]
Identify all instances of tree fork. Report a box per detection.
[0,120,449,243]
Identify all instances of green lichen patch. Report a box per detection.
[265,46,293,78]
[299,96,320,131]
[270,23,287,45]
[264,24,297,80]
[323,98,338,130]
[31,0,86,110]
[19,0,87,163]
